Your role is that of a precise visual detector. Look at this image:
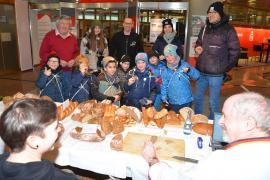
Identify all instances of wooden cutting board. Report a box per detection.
[123,132,185,162]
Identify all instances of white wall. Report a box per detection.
[15,0,33,71]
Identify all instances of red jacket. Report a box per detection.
[39,30,79,71]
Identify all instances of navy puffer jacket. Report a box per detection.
[195,15,240,75]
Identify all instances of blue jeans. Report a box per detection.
[170,102,192,113]
[153,94,161,112]
[195,74,223,120]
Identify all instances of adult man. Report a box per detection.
[39,15,79,73]
[109,17,144,67]
[194,1,240,119]
[142,92,270,180]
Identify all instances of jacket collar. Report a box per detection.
[224,137,270,150]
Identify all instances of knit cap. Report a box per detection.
[162,19,173,29]
[135,53,148,64]
[207,1,224,18]
[102,56,117,68]
[164,44,178,57]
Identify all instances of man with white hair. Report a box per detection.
[142,92,270,180]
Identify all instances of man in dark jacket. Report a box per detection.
[194,1,240,119]
[109,17,144,67]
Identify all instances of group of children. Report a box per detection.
[36,44,199,113]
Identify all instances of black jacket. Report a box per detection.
[0,153,77,180]
[152,34,183,59]
[195,15,240,75]
[109,31,144,67]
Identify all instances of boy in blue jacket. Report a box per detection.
[69,55,96,103]
[124,53,160,110]
[148,52,165,111]
[161,44,200,113]
[36,54,69,102]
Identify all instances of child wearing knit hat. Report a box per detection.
[124,53,160,109]
[161,44,200,113]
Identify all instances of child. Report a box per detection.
[161,44,200,113]
[148,52,165,111]
[117,55,131,105]
[124,53,159,110]
[0,99,77,180]
[69,55,96,103]
[36,54,69,102]
[91,56,122,106]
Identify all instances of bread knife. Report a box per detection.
[172,156,198,164]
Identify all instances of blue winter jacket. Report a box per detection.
[161,60,200,105]
[36,70,69,102]
[69,71,94,103]
[148,61,166,79]
[124,68,160,109]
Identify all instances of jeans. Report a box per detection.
[195,74,223,120]
[153,93,161,112]
[170,102,192,113]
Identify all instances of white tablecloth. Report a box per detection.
[50,114,212,179]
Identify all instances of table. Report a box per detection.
[45,112,212,179]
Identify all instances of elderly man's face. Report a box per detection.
[57,19,70,36]
[208,10,221,24]
[219,97,247,143]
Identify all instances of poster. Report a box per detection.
[37,14,52,49]
[149,19,163,43]
[191,15,207,36]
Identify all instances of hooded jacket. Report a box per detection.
[0,153,77,180]
[195,15,240,75]
[161,60,200,105]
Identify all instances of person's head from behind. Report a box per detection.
[164,44,179,64]
[0,99,60,154]
[207,1,224,24]
[123,17,133,34]
[102,56,117,76]
[73,54,89,75]
[219,92,270,143]
[135,53,148,72]
[56,15,71,36]
[162,19,173,34]
[148,52,159,66]
[120,55,131,72]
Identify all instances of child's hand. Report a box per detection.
[44,67,52,76]
[60,60,68,67]
[155,77,162,84]
[182,67,189,73]
[79,63,88,75]
[113,95,121,102]
[128,76,137,86]
[159,55,165,60]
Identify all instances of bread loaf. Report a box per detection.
[179,107,194,120]
[191,114,208,124]
[192,123,213,136]
[110,134,123,151]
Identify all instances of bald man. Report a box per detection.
[143,92,270,180]
[109,17,144,67]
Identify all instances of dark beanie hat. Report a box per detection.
[120,55,131,63]
[207,1,224,17]
[162,19,173,29]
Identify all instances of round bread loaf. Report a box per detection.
[179,107,194,120]
[191,114,208,124]
[192,123,213,136]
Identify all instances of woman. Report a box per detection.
[152,19,183,61]
[80,21,109,71]
[0,99,77,180]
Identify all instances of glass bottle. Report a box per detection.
[183,110,192,135]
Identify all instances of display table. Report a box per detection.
[45,113,212,179]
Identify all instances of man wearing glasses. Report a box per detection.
[110,17,144,67]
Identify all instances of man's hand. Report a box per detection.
[67,59,75,68]
[142,141,157,165]
[44,67,52,76]
[195,46,203,55]
[60,60,68,67]
[182,67,189,73]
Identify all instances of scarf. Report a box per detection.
[167,56,180,71]
[163,31,176,44]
